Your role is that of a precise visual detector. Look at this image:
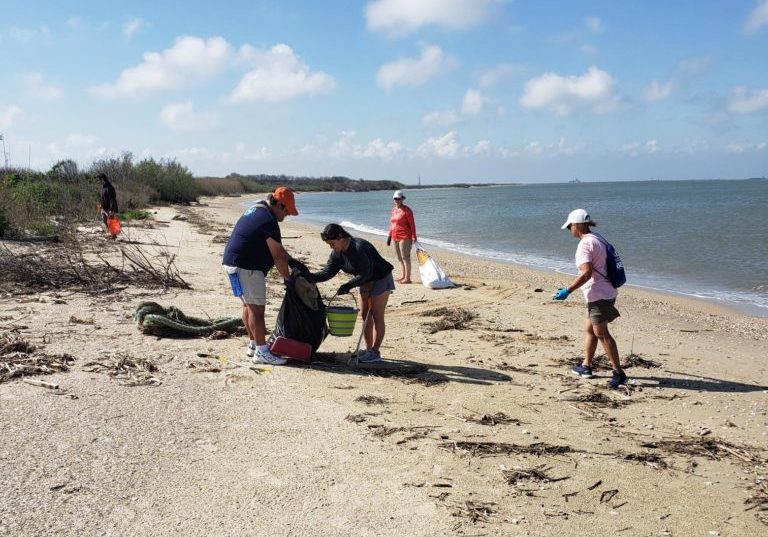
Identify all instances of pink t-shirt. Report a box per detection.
[575,234,618,302]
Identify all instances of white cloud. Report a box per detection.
[21,73,63,101]
[234,143,274,161]
[727,87,768,114]
[467,140,491,156]
[621,140,661,156]
[0,105,23,129]
[580,43,597,55]
[328,131,404,160]
[584,16,605,33]
[123,17,147,39]
[643,80,675,102]
[461,89,489,115]
[65,17,87,31]
[65,133,97,148]
[417,131,460,158]
[478,63,521,88]
[423,88,490,127]
[366,0,496,36]
[377,44,454,91]
[4,26,50,42]
[90,36,234,99]
[520,66,617,116]
[744,0,768,34]
[422,110,461,127]
[228,44,336,103]
[160,100,219,131]
[643,57,711,102]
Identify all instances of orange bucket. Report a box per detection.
[106,216,122,235]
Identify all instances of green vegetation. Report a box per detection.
[195,173,403,195]
[1,155,491,238]
[119,209,152,221]
[0,153,199,238]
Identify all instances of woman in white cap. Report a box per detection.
[386,190,417,284]
[552,208,628,389]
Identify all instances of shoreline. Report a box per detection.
[230,194,765,321]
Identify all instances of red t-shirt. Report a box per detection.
[389,205,416,241]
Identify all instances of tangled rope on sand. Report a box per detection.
[134,301,243,338]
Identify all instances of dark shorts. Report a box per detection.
[587,298,620,325]
[360,273,395,297]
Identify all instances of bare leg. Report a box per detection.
[592,321,621,371]
[358,293,373,350]
[393,241,406,282]
[400,239,413,283]
[243,303,267,345]
[368,292,390,352]
[582,317,599,366]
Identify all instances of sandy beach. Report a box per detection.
[1,195,766,537]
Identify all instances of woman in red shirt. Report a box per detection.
[387,190,417,284]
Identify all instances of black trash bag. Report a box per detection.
[271,266,328,355]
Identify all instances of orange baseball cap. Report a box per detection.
[273,186,298,216]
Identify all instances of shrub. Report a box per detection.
[195,177,244,196]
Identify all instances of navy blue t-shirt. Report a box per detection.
[222,202,281,272]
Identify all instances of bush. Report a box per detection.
[0,211,8,237]
[195,177,244,196]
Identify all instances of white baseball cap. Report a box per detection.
[393,190,405,200]
[561,208,591,229]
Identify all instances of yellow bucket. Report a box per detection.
[326,306,358,337]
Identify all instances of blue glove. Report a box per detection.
[552,288,570,301]
[338,282,353,295]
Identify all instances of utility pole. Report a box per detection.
[0,134,7,168]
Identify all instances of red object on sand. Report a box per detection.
[107,216,121,235]
[270,336,312,363]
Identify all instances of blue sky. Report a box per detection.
[1,0,767,183]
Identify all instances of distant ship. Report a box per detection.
[569,178,582,184]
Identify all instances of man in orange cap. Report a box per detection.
[222,187,299,365]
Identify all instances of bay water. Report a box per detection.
[271,180,767,316]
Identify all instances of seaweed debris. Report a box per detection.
[0,334,75,383]
[440,441,576,457]
[421,307,476,333]
[83,353,161,386]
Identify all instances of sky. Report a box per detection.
[1,0,767,184]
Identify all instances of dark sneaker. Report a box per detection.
[358,350,382,363]
[608,370,628,389]
[571,363,594,378]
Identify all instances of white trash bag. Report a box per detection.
[415,241,454,289]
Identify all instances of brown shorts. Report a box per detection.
[587,298,620,325]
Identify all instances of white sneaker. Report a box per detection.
[246,343,256,358]
[251,348,287,365]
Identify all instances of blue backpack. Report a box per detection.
[592,234,626,288]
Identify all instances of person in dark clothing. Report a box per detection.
[222,187,299,365]
[97,173,119,238]
[304,224,395,363]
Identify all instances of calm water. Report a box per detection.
[263,180,767,316]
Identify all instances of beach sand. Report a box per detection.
[1,195,766,536]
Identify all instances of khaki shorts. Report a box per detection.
[587,298,620,325]
[394,239,412,263]
[237,268,267,305]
